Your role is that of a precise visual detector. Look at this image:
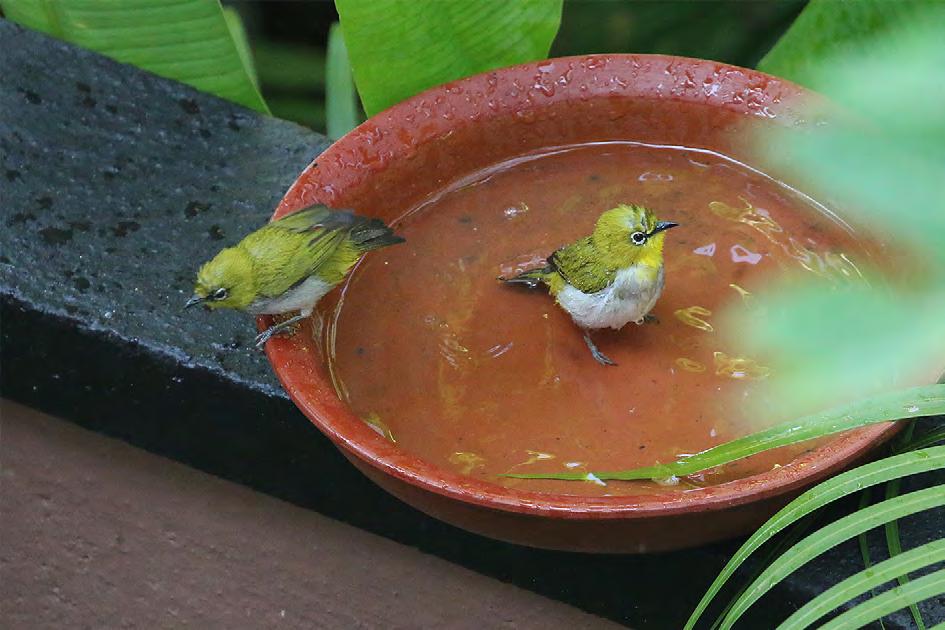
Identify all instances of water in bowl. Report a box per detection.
[324,142,873,496]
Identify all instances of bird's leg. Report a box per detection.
[255,312,309,349]
[641,313,660,325]
[583,331,617,366]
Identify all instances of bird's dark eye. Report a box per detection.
[630,231,647,245]
[213,288,228,300]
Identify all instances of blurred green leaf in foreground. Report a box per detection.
[734,1,945,411]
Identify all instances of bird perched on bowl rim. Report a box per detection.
[501,203,678,366]
[186,205,404,348]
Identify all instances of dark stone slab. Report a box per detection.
[1,20,941,628]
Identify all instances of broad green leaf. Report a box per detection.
[505,385,945,482]
[819,568,945,630]
[757,0,933,89]
[780,539,945,630]
[720,485,945,628]
[335,0,563,115]
[1,0,269,112]
[683,447,945,630]
[222,7,259,89]
[326,23,359,140]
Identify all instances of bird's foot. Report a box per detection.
[583,331,617,366]
[254,312,308,349]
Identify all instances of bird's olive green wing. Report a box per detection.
[243,206,356,297]
[270,206,332,232]
[268,206,359,274]
[550,237,616,294]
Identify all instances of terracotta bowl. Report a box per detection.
[262,54,900,553]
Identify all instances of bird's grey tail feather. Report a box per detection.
[350,217,405,251]
[500,267,549,289]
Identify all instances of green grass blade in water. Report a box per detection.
[719,485,945,629]
[326,23,359,140]
[505,385,945,482]
[683,447,945,630]
[779,538,945,630]
[1,0,269,112]
[336,0,562,115]
[819,568,945,630]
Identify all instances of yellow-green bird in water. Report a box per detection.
[186,205,404,347]
[502,204,679,366]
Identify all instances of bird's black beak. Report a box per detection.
[648,221,680,236]
[184,295,207,310]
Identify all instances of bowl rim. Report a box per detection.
[262,53,902,520]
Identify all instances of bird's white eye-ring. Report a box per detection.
[630,231,647,245]
[213,288,228,300]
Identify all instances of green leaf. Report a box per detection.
[711,514,818,630]
[765,120,945,260]
[682,447,945,630]
[335,0,563,115]
[779,539,945,630]
[855,489,887,630]
[730,287,945,414]
[326,22,359,140]
[747,7,945,424]
[719,485,945,628]
[901,428,945,453]
[222,7,259,90]
[819,567,945,630]
[884,478,927,629]
[505,385,945,482]
[1,0,269,112]
[757,0,933,88]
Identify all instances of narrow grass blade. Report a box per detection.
[710,514,817,630]
[819,568,945,630]
[779,539,945,629]
[326,22,359,139]
[719,485,945,629]
[902,428,945,453]
[855,489,887,630]
[885,478,926,629]
[506,385,945,481]
[684,448,945,630]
